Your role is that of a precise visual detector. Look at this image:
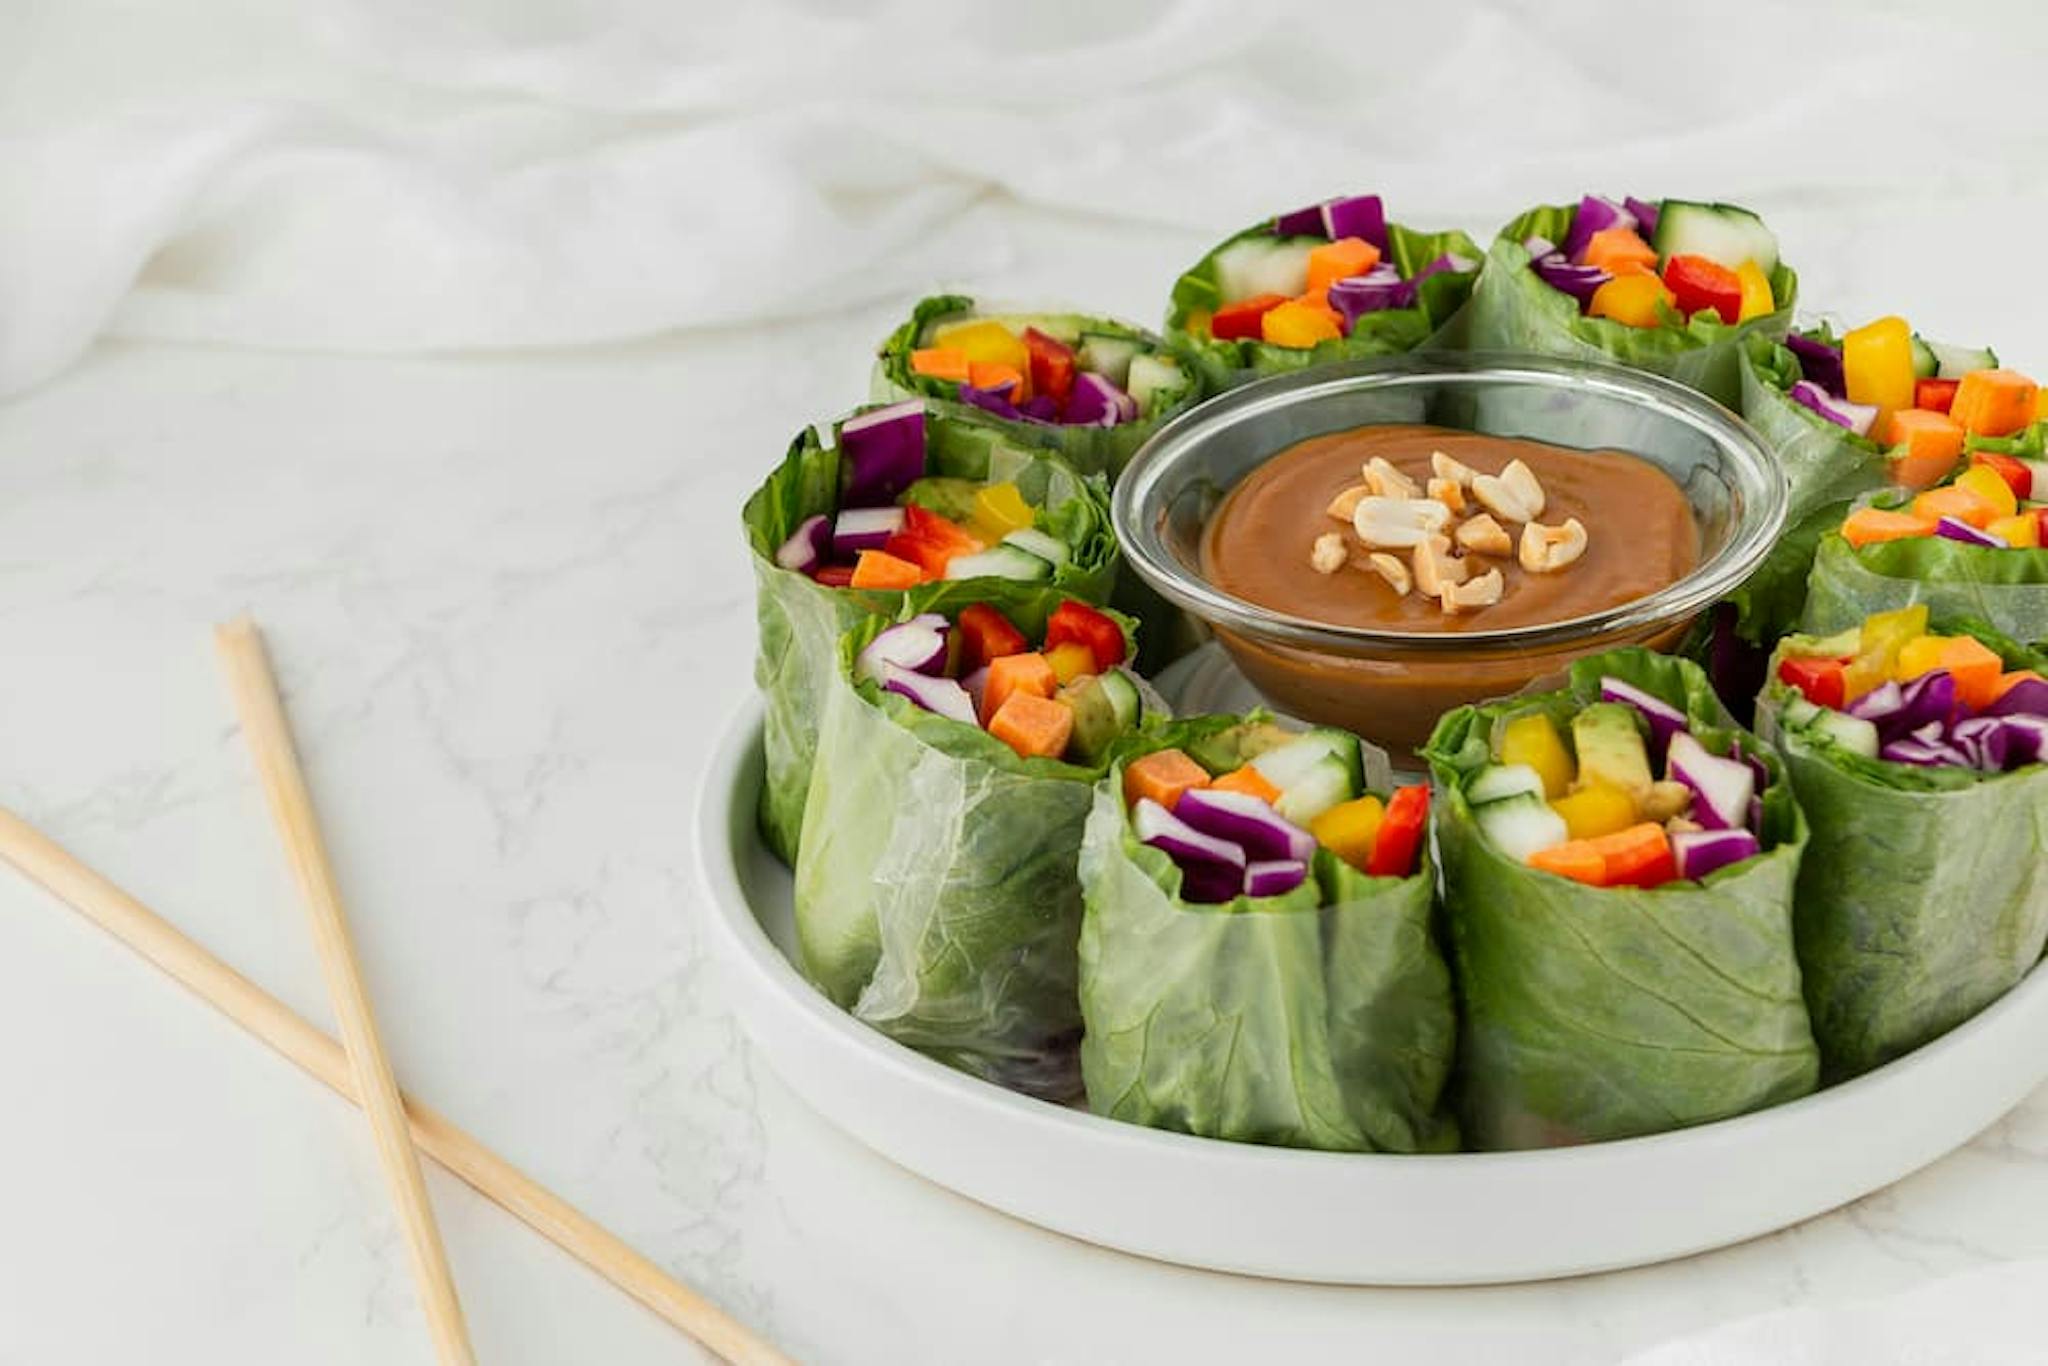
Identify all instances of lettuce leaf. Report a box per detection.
[1800,523,2048,650]
[1738,334,1889,523]
[1075,718,1456,1152]
[1465,204,1796,408]
[1758,623,2048,1079]
[742,412,1118,864]
[1421,648,1819,1150]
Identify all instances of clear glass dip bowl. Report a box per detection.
[1113,352,1787,756]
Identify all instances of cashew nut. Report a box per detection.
[1353,496,1452,549]
[1326,484,1370,522]
[1427,477,1466,515]
[1367,551,1412,596]
[1473,458,1546,524]
[1518,516,1588,574]
[1430,450,1478,489]
[1455,513,1513,557]
[1440,567,1504,615]
[1412,534,1470,599]
[1310,532,1348,574]
[1362,457,1420,501]
[1644,780,1693,824]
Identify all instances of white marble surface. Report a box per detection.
[2,202,2047,1365]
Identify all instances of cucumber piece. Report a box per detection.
[1909,334,1938,381]
[898,476,983,524]
[1076,333,1142,388]
[1250,728,1365,793]
[990,313,1086,345]
[1811,709,1880,759]
[1001,528,1070,567]
[1212,237,1316,306]
[1060,669,1141,766]
[1474,792,1570,864]
[1780,695,1822,729]
[1922,337,2000,380]
[1273,756,1357,826]
[1096,668,1142,728]
[943,545,1052,582]
[1125,353,1188,420]
[1652,200,1779,276]
[1467,763,1546,807]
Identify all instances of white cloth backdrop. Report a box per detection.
[3,0,2045,398]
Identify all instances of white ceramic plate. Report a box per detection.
[695,697,2048,1285]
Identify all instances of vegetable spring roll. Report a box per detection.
[1469,194,1795,406]
[795,598,1148,1099]
[872,294,1202,480]
[1164,192,1480,391]
[1760,609,2048,1079]
[1077,715,1455,1152]
[1423,649,1818,1150]
[743,401,1117,865]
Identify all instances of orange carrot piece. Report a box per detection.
[1586,822,1676,889]
[910,347,971,382]
[1305,236,1381,292]
[967,360,1028,400]
[981,651,1057,724]
[1950,368,2040,438]
[1929,637,2006,711]
[988,693,1075,760]
[1881,408,1966,490]
[1528,840,1605,885]
[1581,227,1658,277]
[1211,765,1283,804]
[1912,484,2000,530]
[1841,507,1936,548]
[848,549,923,590]
[1122,749,1212,812]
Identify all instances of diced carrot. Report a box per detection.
[1950,368,2040,438]
[1880,408,1966,491]
[1841,507,1936,548]
[1586,823,1676,889]
[981,651,1056,724]
[1122,748,1212,811]
[1923,637,2005,710]
[1581,227,1659,277]
[848,549,922,590]
[1528,840,1605,885]
[1211,765,1282,804]
[1912,484,2000,530]
[1992,669,2045,703]
[910,347,971,382]
[1306,237,1381,292]
[988,693,1074,761]
[967,360,1029,400]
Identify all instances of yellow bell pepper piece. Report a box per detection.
[1044,641,1097,686]
[1955,465,2021,520]
[1734,261,1774,322]
[1498,713,1574,799]
[1990,512,2042,549]
[1895,635,1953,682]
[1550,782,1638,841]
[969,482,1036,543]
[1844,604,1929,700]
[1261,299,1342,348]
[1843,316,1916,413]
[1587,273,1674,328]
[1310,795,1384,871]
[929,318,1029,371]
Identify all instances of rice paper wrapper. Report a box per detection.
[872,294,1203,481]
[1738,335,1888,525]
[1165,222,1481,394]
[1465,204,1795,408]
[1422,648,1819,1150]
[790,610,1138,1099]
[1800,516,2048,651]
[1758,624,2048,1081]
[742,414,1117,865]
[1076,719,1455,1152]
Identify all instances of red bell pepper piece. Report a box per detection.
[1777,655,1848,710]
[1972,451,2033,501]
[1044,599,1127,674]
[1367,785,1428,878]
[1660,254,1743,325]
[812,564,856,588]
[1209,293,1289,341]
[956,603,1028,674]
[1915,377,1959,415]
[884,506,984,578]
[1022,328,1077,404]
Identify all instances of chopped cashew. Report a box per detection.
[1430,450,1478,488]
[1412,534,1470,598]
[1326,484,1371,521]
[1666,816,1704,836]
[1455,513,1513,557]
[1426,477,1466,514]
[1362,457,1421,501]
[1473,458,1546,524]
[1353,496,1452,549]
[1519,516,1589,574]
[1440,567,1504,614]
[1645,781,1694,824]
[1311,532,1348,574]
[1367,551,1412,596]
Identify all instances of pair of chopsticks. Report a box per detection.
[0,619,787,1366]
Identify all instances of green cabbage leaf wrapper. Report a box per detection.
[872,294,1203,480]
[1739,332,1888,524]
[1758,621,2048,1081]
[792,608,1140,1100]
[743,411,1118,865]
[1422,648,1819,1150]
[1466,203,1796,407]
[1165,222,1480,393]
[1075,716,1456,1152]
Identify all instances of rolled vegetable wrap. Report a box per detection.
[1077,715,1455,1152]
[1760,609,2048,1080]
[743,401,1117,865]
[1738,327,1886,524]
[1467,195,1795,406]
[872,294,1202,480]
[1422,648,1818,1150]
[794,598,1149,1099]
[1164,192,1480,392]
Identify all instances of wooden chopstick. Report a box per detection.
[0,809,790,1366]
[214,617,478,1366]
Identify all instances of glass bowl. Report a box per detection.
[1112,352,1788,756]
